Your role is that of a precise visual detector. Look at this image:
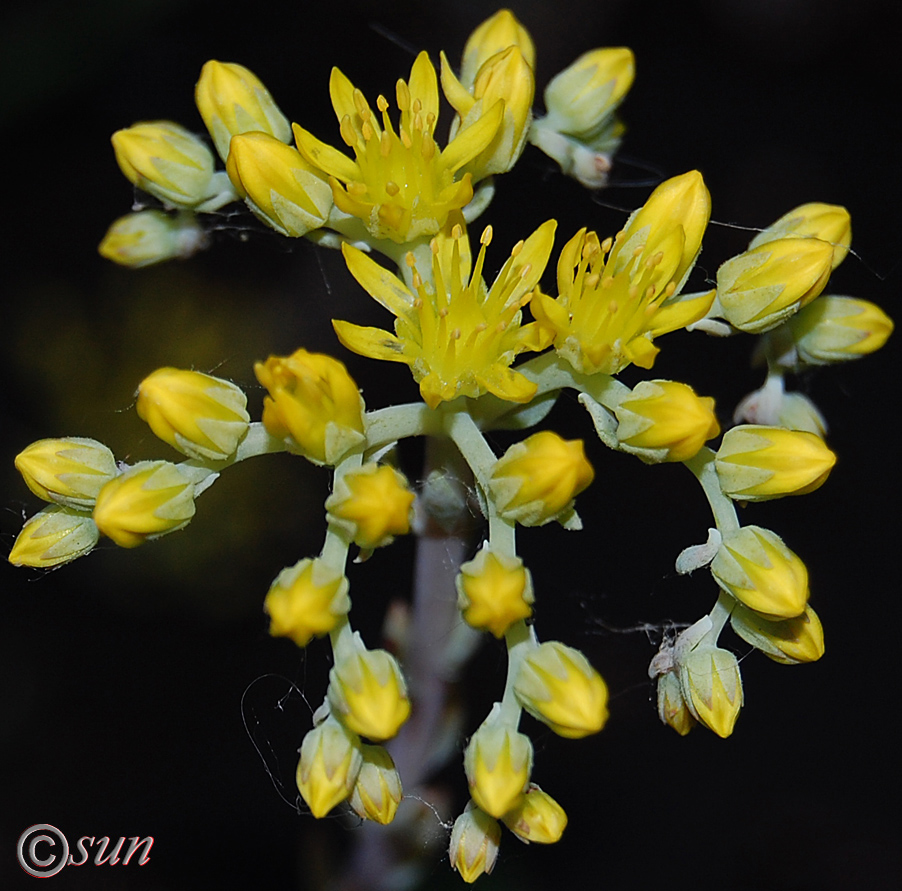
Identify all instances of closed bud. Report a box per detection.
[9,505,99,568]
[449,802,501,884]
[788,296,894,365]
[716,237,834,333]
[460,9,535,88]
[15,437,117,509]
[456,544,534,638]
[195,60,292,161]
[98,210,207,268]
[715,425,836,501]
[749,202,851,269]
[502,784,568,844]
[711,525,808,619]
[226,132,332,237]
[513,641,609,738]
[92,461,196,548]
[655,671,697,736]
[464,704,533,817]
[264,558,350,647]
[136,367,249,461]
[489,431,594,528]
[254,349,366,466]
[733,388,828,438]
[296,715,363,818]
[679,645,743,738]
[328,632,411,741]
[614,379,720,463]
[730,602,825,665]
[349,744,403,825]
[325,463,415,549]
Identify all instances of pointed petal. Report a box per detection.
[293,123,360,183]
[440,51,476,117]
[332,320,408,363]
[408,51,440,122]
[476,365,537,403]
[341,243,413,317]
[442,100,504,173]
[329,67,359,125]
[648,288,716,336]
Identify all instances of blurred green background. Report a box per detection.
[2,0,899,888]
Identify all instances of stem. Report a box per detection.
[684,447,741,536]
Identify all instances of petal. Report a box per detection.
[408,51,440,123]
[442,100,505,173]
[293,123,360,183]
[476,365,538,403]
[341,243,414,317]
[648,288,716,336]
[329,67,361,125]
[440,51,476,118]
[332,320,409,363]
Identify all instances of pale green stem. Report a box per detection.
[499,620,537,726]
[683,447,741,536]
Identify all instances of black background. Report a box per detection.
[2,0,899,888]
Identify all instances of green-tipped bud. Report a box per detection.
[502,784,568,845]
[456,544,534,638]
[449,802,501,884]
[656,671,696,736]
[788,296,894,365]
[349,744,403,825]
[15,438,118,509]
[9,505,99,568]
[749,202,851,269]
[98,210,207,268]
[679,645,743,738]
[730,602,825,665]
[296,715,363,818]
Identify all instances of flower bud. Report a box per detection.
[9,505,99,568]
[502,784,568,844]
[15,437,118,509]
[730,602,825,665]
[226,132,332,237]
[460,9,535,88]
[711,525,808,619]
[449,802,501,884]
[749,202,851,269]
[325,463,415,550]
[656,671,697,736]
[456,544,534,638]
[254,349,366,466]
[715,425,836,501]
[328,632,411,741]
[489,431,594,527]
[513,641,608,738]
[92,461,196,548]
[195,60,292,161]
[716,237,834,333]
[464,705,533,817]
[296,715,363,818]
[98,210,207,268]
[136,367,250,461]
[679,645,743,738]
[349,744,403,825]
[787,296,894,365]
[733,387,828,438]
[264,558,350,647]
[614,379,720,463]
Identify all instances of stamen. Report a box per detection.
[405,252,416,267]
[380,131,391,156]
[412,98,422,115]
[400,130,412,149]
[396,79,411,111]
[347,182,367,197]
[665,281,677,297]
[376,95,389,113]
[385,181,400,197]
[481,226,493,246]
[339,116,356,147]
[430,238,439,255]
[361,120,374,142]
[608,300,619,314]
[511,239,524,257]
[353,89,368,118]
[451,224,463,240]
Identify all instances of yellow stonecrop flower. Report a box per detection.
[456,545,534,638]
[788,296,894,365]
[449,803,501,884]
[730,602,825,665]
[349,744,403,825]
[715,425,836,501]
[614,379,720,463]
[136,367,250,462]
[296,716,363,818]
[679,646,743,738]
[334,218,556,409]
[325,463,415,549]
[502,784,568,845]
[459,9,536,88]
[464,712,534,818]
[293,51,504,244]
[532,171,713,374]
[264,558,351,647]
[9,505,100,568]
[749,202,851,270]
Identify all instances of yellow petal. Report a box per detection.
[293,123,360,183]
[332,320,407,363]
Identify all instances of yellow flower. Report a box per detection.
[730,603,825,665]
[296,716,363,818]
[15,437,118,509]
[532,171,713,374]
[456,545,534,638]
[293,51,503,243]
[9,505,99,568]
[464,709,533,817]
[679,646,743,738]
[98,210,207,268]
[449,803,501,884]
[788,296,894,365]
[459,9,536,88]
[502,784,568,845]
[749,202,851,269]
[334,218,555,409]
[349,744,403,825]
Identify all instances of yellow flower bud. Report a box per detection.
[679,646,743,738]
[502,784,568,845]
[788,296,894,365]
[92,461,196,548]
[711,525,808,619]
[716,237,834,333]
[749,202,852,269]
[489,431,594,527]
[264,558,350,647]
[460,9,535,88]
[325,463,415,550]
[730,602,825,665]
[464,707,533,818]
[655,671,696,737]
[15,438,118,509]
[136,367,250,462]
[195,60,292,161]
[449,802,501,884]
[9,505,99,568]
[513,641,609,738]
[296,716,363,818]
[226,132,332,237]
[456,545,534,638]
[715,425,836,501]
[98,210,207,268]
[614,379,720,463]
[348,744,403,825]
[254,349,366,466]
[328,632,411,742]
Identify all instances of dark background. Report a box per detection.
[2,0,899,888]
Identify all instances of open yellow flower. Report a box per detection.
[293,51,503,244]
[334,217,556,408]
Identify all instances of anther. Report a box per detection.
[377,95,390,113]
[511,240,524,257]
[385,181,400,197]
[347,182,367,197]
[400,130,412,149]
[480,226,493,246]
[452,224,463,240]
[361,121,374,142]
